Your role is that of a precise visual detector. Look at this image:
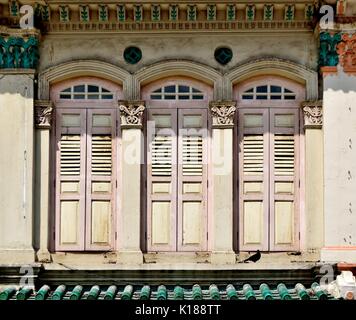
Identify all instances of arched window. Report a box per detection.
[51,77,122,252]
[241,85,296,100]
[150,84,204,100]
[234,75,304,253]
[142,76,212,253]
[59,84,114,100]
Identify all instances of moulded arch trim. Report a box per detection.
[133,60,224,100]
[38,60,132,100]
[225,58,318,100]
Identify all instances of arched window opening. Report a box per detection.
[234,75,304,253]
[241,85,296,100]
[59,84,114,100]
[150,84,204,100]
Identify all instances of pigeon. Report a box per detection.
[243,250,261,263]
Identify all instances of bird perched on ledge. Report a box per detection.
[242,250,261,263]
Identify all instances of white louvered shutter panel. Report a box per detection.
[270,109,299,251]
[60,135,81,175]
[238,109,269,251]
[91,135,112,176]
[152,135,172,176]
[243,135,264,175]
[182,135,203,176]
[55,109,86,251]
[86,110,116,250]
[147,110,177,251]
[274,134,295,176]
[177,110,208,252]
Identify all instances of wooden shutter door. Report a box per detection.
[55,109,86,251]
[238,108,269,251]
[86,109,116,250]
[177,109,208,251]
[269,108,299,251]
[147,109,177,251]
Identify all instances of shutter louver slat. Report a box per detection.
[152,135,172,176]
[60,135,81,175]
[91,135,112,176]
[274,134,294,176]
[243,135,264,175]
[182,136,203,176]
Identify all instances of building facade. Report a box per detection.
[0,0,356,287]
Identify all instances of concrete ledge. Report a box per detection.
[210,251,236,264]
[0,249,36,264]
[117,251,143,265]
[321,247,356,263]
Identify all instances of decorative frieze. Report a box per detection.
[301,101,323,129]
[207,5,217,21]
[24,3,316,33]
[151,5,161,22]
[0,36,39,69]
[59,6,70,23]
[117,5,126,22]
[337,33,356,74]
[134,5,143,22]
[79,5,90,22]
[169,5,179,21]
[285,5,295,21]
[41,5,51,22]
[209,101,237,129]
[35,100,53,129]
[246,5,255,22]
[305,4,314,20]
[9,0,19,17]
[319,32,342,74]
[226,5,236,21]
[187,5,197,21]
[98,5,109,22]
[119,101,145,129]
[264,4,274,21]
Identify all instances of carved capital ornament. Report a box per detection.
[118,100,145,129]
[209,101,237,128]
[34,100,53,129]
[301,101,323,129]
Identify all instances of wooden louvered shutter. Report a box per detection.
[86,110,116,250]
[238,108,269,251]
[177,109,208,251]
[269,109,299,251]
[56,109,86,250]
[147,109,177,251]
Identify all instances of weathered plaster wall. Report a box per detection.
[38,33,318,76]
[322,69,356,263]
[0,72,35,263]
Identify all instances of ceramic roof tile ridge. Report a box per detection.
[0,282,338,301]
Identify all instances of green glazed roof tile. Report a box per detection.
[0,282,337,301]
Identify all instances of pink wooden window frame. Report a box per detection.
[142,76,213,252]
[50,77,122,252]
[233,75,305,252]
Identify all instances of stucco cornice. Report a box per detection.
[133,59,224,100]
[224,58,318,100]
[38,59,131,99]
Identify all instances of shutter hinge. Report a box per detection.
[299,179,301,188]
[298,232,301,240]
[206,232,209,240]
[116,180,118,188]
[115,232,117,240]
[53,230,55,240]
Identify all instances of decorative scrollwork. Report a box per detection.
[35,100,53,129]
[301,101,323,128]
[119,101,145,129]
[209,101,237,128]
